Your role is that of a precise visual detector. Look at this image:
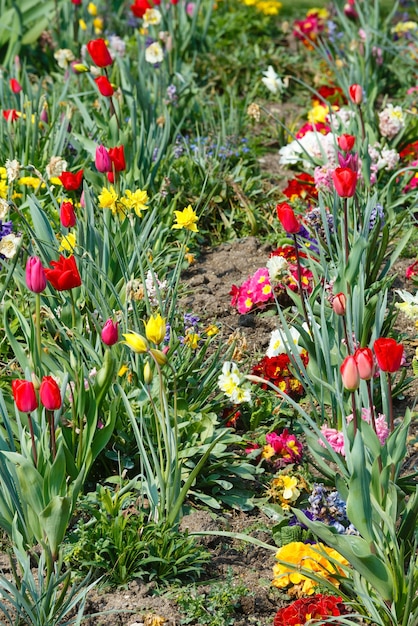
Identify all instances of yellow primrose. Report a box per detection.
[172,205,199,232]
[59,232,76,253]
[18,176,43,189]
[0,180,8,198]
[49,177,63,186]
[145,314,166,345]
[122,332,149,354]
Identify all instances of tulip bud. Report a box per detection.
[39,376,62,410]
[276,202,301,234]
[122,331,149,354]
[349,83,363,105]
[71,63,89,73]
[12,379,38,412]
[332,167,357,198]
[340,355,360,391]
[101,319,119,346]
[143,361,153,384]
[60,201,76,228]
[26,256,47,293]
[95,145,112,173]
[86,38,113,68]
[145,314,166,345]
[40,107,49,124]
[332,293,346,316]
[374,337,404,373]
[354,347,375,380]
[94,75,114,97]
[10,78,22,94]
[149,348,167,366]
[337,134,355,152]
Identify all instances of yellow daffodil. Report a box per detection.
[122,332,149,354]
[145,314,166,345]
[172,205,199,232]
[118,364,129,377]
[121,189,149,217]
[87,1,98,15]
[98,186,126,219]
[59,232,76,253]
[205,324,219,337]
[184,331,200,349]
[79,18,87,31]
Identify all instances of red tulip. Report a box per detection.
[108,146,126,172]
[10,78,22,94]
[130,0,155,17]
[332,292,346,316]
[3,109,19,122]
[340,355,360,391]
[94,75,114,97]
[337,134,355,152]
[44,255,82,291]
[60,201,76,228]
[26,256,47,293]
[86,38,113,68]
[332,167,357,198]
[95,145,112,172]
[349,83,363,105]
[58,170,84,191]
[39,376,62,410]
[354,347,375,380]
[71,0,82,4]
[276,202,301,234]
[101,319,119,346]
[12,380,38,412]
[373,338,404,373]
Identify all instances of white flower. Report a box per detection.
[266,325,308,357]
[108,35,126,59]
[143,8,162,26]
[395,290,418,320]
[266,255,289,281]
[54,48,75,69]
[46,156,68,179]
[218,362,251,404]
[5,159,20,183]
[279,132,336,169]
[145,270,167,305]
[261,66,285,94]
[0,199,9,220]
[145,42,164,64]
[0,233,21,258]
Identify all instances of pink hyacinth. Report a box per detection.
[319,426,346,456]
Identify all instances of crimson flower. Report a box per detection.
[332,167,357,198]
[374,337,404,373]
[86,38,113,67]
[276,202,301,234]
[44,255,82,291]
[58,170,84,191]
[95,75,114,97]
[10,78,22,93]
[3,109,19,121]
[337,134,355,152]
[349,83,363,104]
[130,0,159,17]
[108,146,126,171]
[274,594,346,626]
[60,201,76,228]
[39,376,62,410]
[12,380,38,413]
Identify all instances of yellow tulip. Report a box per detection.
[122,332,149,354]
[145,314,166,345]
[149,348,167,366]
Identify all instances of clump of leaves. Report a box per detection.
[177,569,249,626]
[64,485,210,587]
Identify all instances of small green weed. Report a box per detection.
[177,569,249,626]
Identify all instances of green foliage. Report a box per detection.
[65,485,210,587]
[177,569,249,626]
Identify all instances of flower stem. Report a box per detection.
[35,293,42,374]
[343,197,349,266]
[27,413,38,467]
[47,409,57,461]
[292,233,311,333]
[351,392,358,436]
[387,373,394,433]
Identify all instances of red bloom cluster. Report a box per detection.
[296,121,330,139]
[282,173,318,203]
[315,84,346,106]
[130,0,160,17]
[270,245,308,263]
[399,140,418,161]
[273,594,347,626]
[251,351,309,398]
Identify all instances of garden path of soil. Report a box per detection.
[78,236,417,626]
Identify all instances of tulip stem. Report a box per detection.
[343,197,349,266]
[70,291,76,329]
[35,293,42,374]
[366,380,383,476]
[292,234,311,334]
[387,373,394,433]
[27,414,38,467]
[351,392,358,436]
[357,104,366,143]
[342,315,351,355]
[47,410,57,461]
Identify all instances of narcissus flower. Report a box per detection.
[121,189,149,217]
[87,38,113,67]
[39,376,62,410]
[218,361,252,404]
[172,205,199,232]
[44,255,82,291]
[12,379,38,413]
